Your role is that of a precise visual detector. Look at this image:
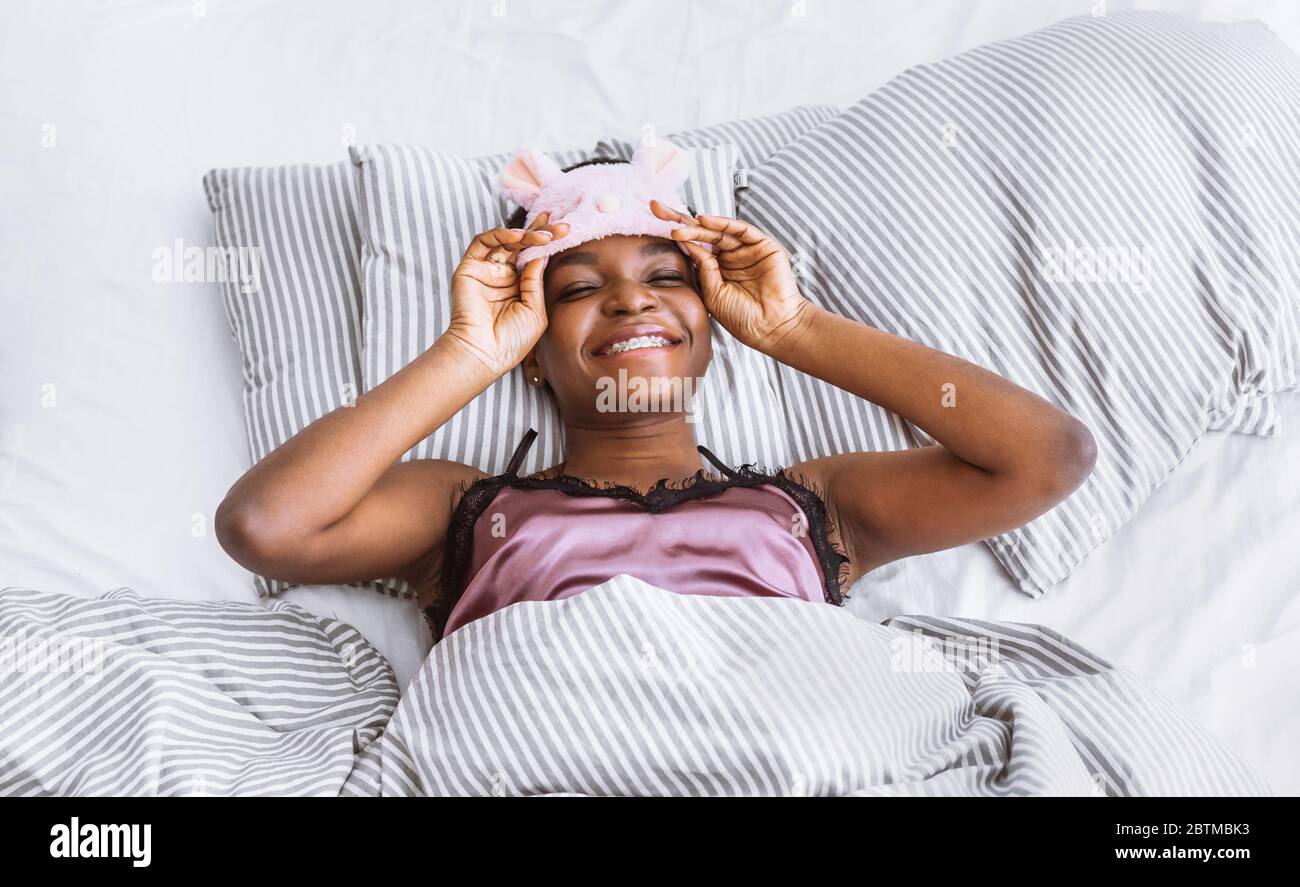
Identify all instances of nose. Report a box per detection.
[602,278,661,316]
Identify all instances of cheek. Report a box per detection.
[694,324,715,367]
[665,292,713,368]
[537,307,594,368]
[677,292,712,336]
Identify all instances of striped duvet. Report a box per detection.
[0,579,1266,797]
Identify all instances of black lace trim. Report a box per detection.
[422,435,852,643]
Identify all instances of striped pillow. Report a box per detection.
[350,141,795,485]
[739,11,1300,597]
[595,104,841,174]
[203,163,365,598]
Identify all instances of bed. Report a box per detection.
[1,0,1296,794]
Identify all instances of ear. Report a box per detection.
[499,148,564,210]
[521,347,545,388]
[631,138,692,190]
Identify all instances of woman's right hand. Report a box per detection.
[217,219,573,594]
[443,212,569,377]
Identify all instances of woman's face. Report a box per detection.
[524,234,713,423]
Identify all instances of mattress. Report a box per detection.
[1,0,1297,793]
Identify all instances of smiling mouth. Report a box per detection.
[592,334,683,358]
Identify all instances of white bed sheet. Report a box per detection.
[2,0,1297,793]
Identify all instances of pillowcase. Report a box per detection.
[736,11,1300,597]
[202,162,365,597]
[595,104,841,177]
[350,141,795,486]
[206,106,840,603]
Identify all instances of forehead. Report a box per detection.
[545,235,686,273]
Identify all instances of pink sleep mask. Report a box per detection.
[498,139,707,270]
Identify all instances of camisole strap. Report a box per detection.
[696,443,740,479]
[505,427,538,478]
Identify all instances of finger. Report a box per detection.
[488,226,566,267]
[482,228,564,276]
[457,261,518,290]
[515,228,556,248]
[650,198,700,226]
[466,227,526,260]
[519,255,549,314]
[467,226,554,261]
[694,213,767,246]
[670,224,744,253]
[527,211,571,241]
[679,239,724,297]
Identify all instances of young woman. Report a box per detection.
[215,151,1097,642]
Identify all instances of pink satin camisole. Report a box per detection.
[425,428,848,641]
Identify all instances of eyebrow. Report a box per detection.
[546,251,598,272]
[640,240,685,260]
[546,240,685,274]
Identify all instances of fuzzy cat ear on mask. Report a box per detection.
[630,140,708,258]
[630,139,693,193]
[499,148,565,211]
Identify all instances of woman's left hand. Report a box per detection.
[652,200,813,354]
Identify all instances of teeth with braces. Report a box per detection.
[607,335,672,354]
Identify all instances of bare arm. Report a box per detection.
[215,216,565,587]
[771,303,1096,581]
[665,206,1097,584]
[215,338,497,585]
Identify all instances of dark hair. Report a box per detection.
[504,155,696,228]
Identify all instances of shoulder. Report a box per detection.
[384,458,491,597]
[382,458,491,507]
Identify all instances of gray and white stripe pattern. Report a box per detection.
[1,580,1262,796]
[340,574,1267,797]
[351,141,796,480]
[0,586,397,796]
[202,163,366,598]
[595,104,841,176]
[739,11,1300,596]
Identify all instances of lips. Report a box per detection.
[591,325,684,357]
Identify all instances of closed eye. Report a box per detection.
[649,272,687,285]
[558,284,598,301]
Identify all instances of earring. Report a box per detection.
[531,375,540,385]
